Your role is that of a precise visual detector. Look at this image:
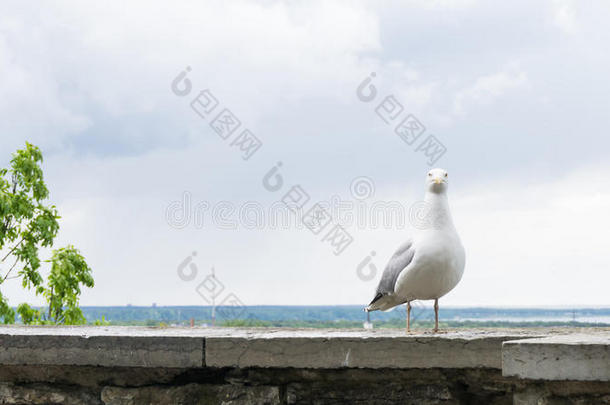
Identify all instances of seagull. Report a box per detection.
[365,168,465,332]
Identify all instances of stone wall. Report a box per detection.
[0,327,608,404]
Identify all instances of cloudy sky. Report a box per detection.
[1,0,609,308]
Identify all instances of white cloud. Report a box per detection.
[552,0,578,34]
[406,0,478,10]
[1,0,610,309]
[5,156,609,307]
[447,165,610,306]
[0,0,381,155]
[453,66,528,116]
[0,25,91,151]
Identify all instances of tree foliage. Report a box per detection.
[0,143,93,324]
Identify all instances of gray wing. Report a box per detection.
[375,239,415,295]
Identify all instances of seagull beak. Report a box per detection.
[434,177,442,185]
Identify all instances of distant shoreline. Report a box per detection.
[14,305,607,327]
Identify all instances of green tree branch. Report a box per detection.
[0,143,94,325]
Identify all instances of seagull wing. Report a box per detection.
[366,239,415,311]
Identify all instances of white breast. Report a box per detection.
[394,229,465,301]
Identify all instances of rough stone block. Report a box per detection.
[0,382,101,405]
[101,384,280,405]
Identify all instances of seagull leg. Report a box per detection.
[433,299,439,332]
[406,301,411,332]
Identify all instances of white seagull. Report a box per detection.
[366,168,465,332]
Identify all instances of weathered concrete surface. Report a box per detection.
[205,330,539,369]
[0,326,541,369]
[503,334,610,381]
[0,327,608,404]
[0,326,203,368]
[0,327,608,375]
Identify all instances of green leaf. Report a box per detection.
[0,143,94,325]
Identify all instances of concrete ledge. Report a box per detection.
[0,327,203,368]
[204,330,537,369]
[1,327,610,404]
[503,334,610,382]
[0,326,541,370]
[0,326,608,382]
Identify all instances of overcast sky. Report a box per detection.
[1,0,609,308]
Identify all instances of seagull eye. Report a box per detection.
[444,173,448,177]
[428,173,432,176]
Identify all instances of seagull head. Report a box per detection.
[426,168,449,193]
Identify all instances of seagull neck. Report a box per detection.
[423,191,455,230]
